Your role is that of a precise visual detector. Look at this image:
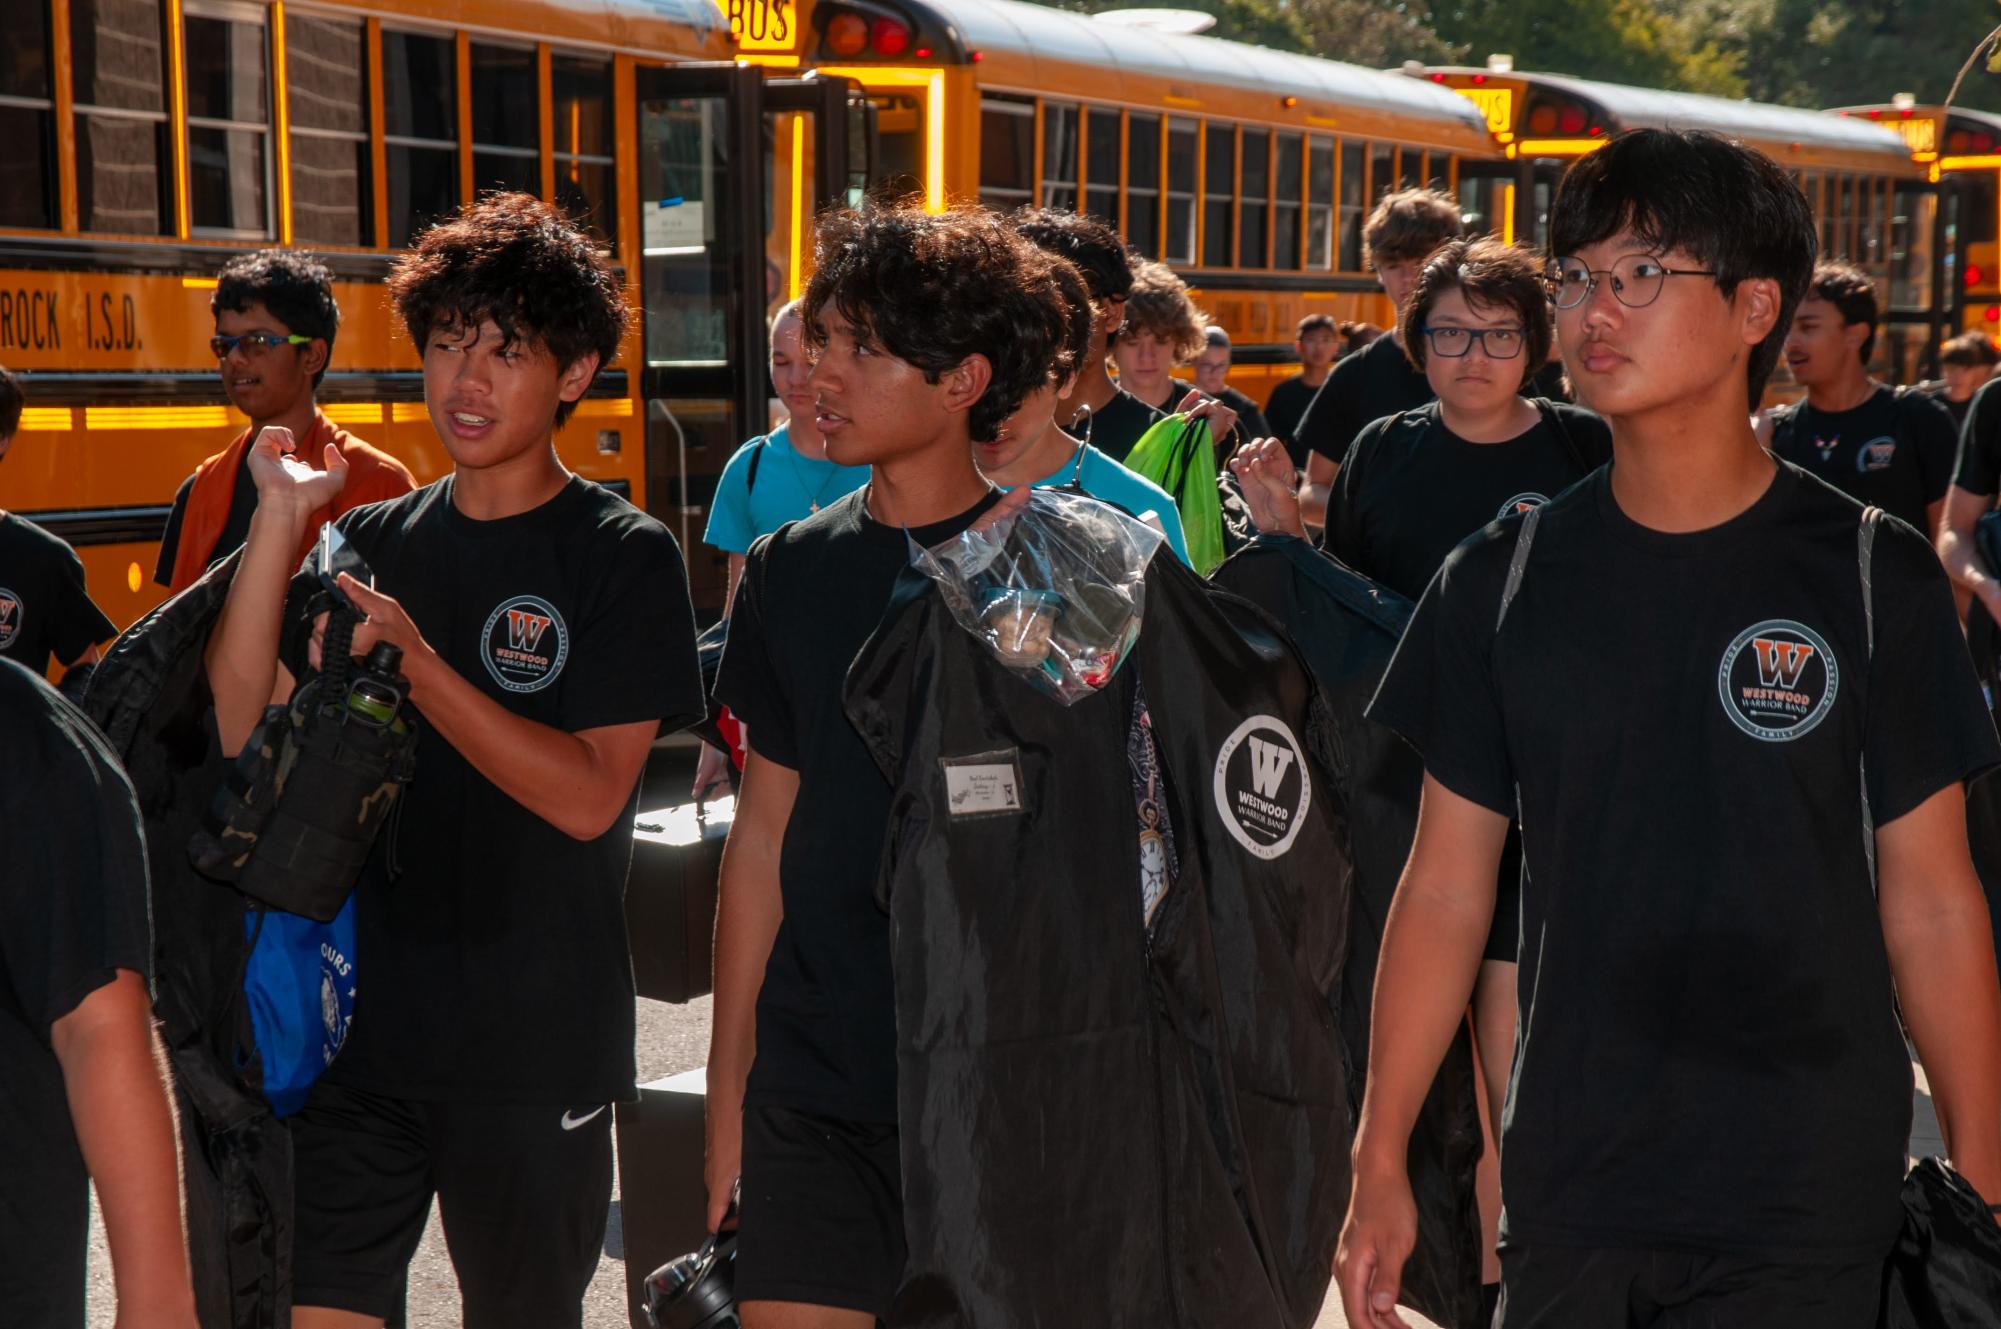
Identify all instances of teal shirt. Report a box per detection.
[1010,442,1191,567]
[703,425,871,554]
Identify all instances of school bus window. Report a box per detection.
[1042,101,1077,211]
[1126,112,1160,258]
[72,0,173,236]
[471,43,538,198]
[552,53,616,246]
[1305,135,1333,270]
[1338,141,1364,270]
[382,29,458,246]
[286,13,371,247]
[871,92,923,198]
[1274,131,1302,270]
[1371,143,1398,202]
[183,3,272,238]
[1890,184,1934,313]
[978,95,1033,211]
[1084,106,1119,226]
[0,0,58,230]
[1864,177,1884,266]
[1165,117,1196,264]
[1239,126,1269,268]
[1202,121,1234,267]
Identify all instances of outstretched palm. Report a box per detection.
[245,425,349,511]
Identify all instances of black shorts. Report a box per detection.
[1484,823,1524,963]
[1498,1240,1885,1328]
[735,1104,905,1316]
[289,1080,614,1326]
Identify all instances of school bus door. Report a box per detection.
[633,64,862,614]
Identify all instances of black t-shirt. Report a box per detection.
[1323,400,1611,600]
[0,659,152,1325]
[285,475,704,1104]
[153,449,259,587]
[1069,388,1162,464]
[1952,374,2001,497]
[1370,462,1999,1261]
[0,512,116,672]
[1295,335,1434,466]
[1263,374,1324,464]
[1769,386,1956,532]
[715,486,1001,1123]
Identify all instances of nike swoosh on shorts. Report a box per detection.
[560,1105,608,1131]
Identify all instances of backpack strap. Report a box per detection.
[1496,504,1543,632]
[746,434,767,494]
[1531,397,1589,474]
[1858,504,1883,891]
[1858,504,1882,661]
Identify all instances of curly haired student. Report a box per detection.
[201,193,705,1328]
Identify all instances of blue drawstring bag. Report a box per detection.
[240,899,357,1117]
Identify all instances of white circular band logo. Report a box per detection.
[0,586,20,650]
[1717,618,1837,742]
[1213,714,1311,860]
[481,595,569,693]
[1497,492,1550,519]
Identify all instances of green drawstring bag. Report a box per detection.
[1124,412,1226,575]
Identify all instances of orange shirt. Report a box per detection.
[165,412,415,593]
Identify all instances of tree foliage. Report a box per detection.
[1050,0,2001,112]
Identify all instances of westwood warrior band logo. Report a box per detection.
[1717,618,1838,741]
[481,595,569,692]
[1496,492,1550,519]
[1212,714,1311,859]
[0,588,19,650]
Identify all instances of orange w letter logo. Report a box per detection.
[506,609,552,652]
[1752,638,1816,689]
[0,596,15,624]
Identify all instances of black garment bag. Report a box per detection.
[847,549,1352,1328]
[1211,533,1487,1329]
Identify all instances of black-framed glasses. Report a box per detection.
[211,332,312,359]
[1420,325,1526,359]
[1547,254,1717,309]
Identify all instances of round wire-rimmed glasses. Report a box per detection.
[1546,254,1718,309]
[1420,325,1527,359]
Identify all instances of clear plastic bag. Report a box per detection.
[910,489,1166,705]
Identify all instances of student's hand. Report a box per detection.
[704,1099,743,1233]
[308,574,433,675]
[244,425,348,514]
[693,742,734,802]
[1335,1161,1419,1328]
[1228,438,1309,540]
[117,1304,199,1329]
[969,484,1034,536]
[1177,389,1239,445]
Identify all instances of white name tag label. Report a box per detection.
[940,750,1025,818]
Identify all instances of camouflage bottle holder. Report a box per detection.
[190,672,418,921]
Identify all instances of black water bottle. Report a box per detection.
[345,643,406,730]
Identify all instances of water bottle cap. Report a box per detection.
[366,642,403,674]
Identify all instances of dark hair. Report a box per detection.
[0,364,21,440]
[1296,313,1337,339]
[1117,259,1206,360]
[1549,128,1816,408]
[386,193,629,428]
[1011,207,1135,304]
[211,248,340,387]
[1399,238,1554,387]
[1942,330,2001,369]
[803,201,1085,444]
[1364,188,1464,269]
[1047,254,1097,387]
[1807,262,1879,363]
[1339,320,1384,352]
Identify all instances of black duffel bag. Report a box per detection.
[1879,1156,2001,1327]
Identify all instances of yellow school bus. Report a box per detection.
[778,0,1500,405]
[1831,101,2001,345]
[0,0,1519,625]
[1,0,866,626]
[1414,65,1943,381]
